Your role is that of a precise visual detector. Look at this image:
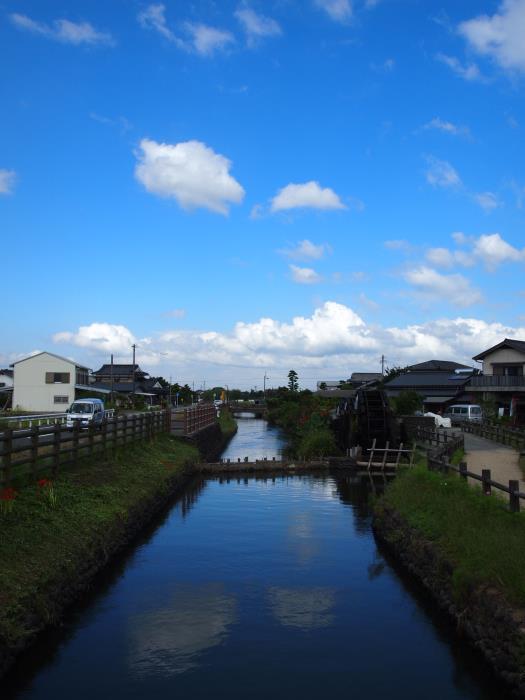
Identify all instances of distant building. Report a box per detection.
[0,369,13,390]
[91,363,166,404]
[11,352,98,413]
[383,359,475,413]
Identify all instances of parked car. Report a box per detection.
[443,404,483,425]
[66,398,106,429]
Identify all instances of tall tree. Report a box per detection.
[287,369,299,392]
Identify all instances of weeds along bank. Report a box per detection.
[0,434,200,679]
[374,466,525,695]
[266,391,339,458]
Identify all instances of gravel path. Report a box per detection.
[463,432,524,489]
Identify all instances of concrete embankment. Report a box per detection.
[374,501,525,697]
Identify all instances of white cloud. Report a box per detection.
[425,247,455,268]
[0,169,16,195]
[314,0,353,23]
[52,304,525,383]
[134,139,245,215]
[426,233,524,272]
[184,23,234,56]
[422,118,470,138]
[53,323,136,354]
[473,191,501,211]
[289,265,323,284]
[137,6,233,56]
[371,58,395,73]
[10,13,114,46]
[459,0,525,74]
[279,240,331,260]
[271,181,346,212]
[436,53,482,81]
[425,156,462,189]
[473,233,525,269]
[403,266,482,307]
[164,309,186,319]
[235,8,282,45]
[138,4,177,42]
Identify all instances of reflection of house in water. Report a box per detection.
[129,583,237,677]
[333,474,375,536]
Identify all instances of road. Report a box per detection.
[463,431,524,489]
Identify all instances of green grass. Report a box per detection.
[377,466,525,605]
[0,435,198,654]
[217,407,237,438]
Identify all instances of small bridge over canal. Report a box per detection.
[226,401,267,417]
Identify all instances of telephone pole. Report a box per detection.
[132,343,136,394]
[263,371,268,396]
[381,354,385,375]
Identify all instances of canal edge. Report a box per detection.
[373,503,525,697]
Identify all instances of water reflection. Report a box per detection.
[267,587,336,631]
[129,583,237,677]
[221,417,283,461]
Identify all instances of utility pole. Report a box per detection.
[110,353,114,403]
[263,371,268,396]
[132,343,136,395]
[381,354,385,375]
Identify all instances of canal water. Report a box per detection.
[3,417,508,699]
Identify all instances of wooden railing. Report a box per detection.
[0,411,169,487]
[427,456,525,513]
[462,421,525,451]
[416,425,525,512]
[170,404,216,437]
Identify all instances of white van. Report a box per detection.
[66,398,105,429]
[443,404,483,425]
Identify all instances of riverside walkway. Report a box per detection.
[463,431,524,490]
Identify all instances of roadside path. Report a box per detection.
[463,432,524,490]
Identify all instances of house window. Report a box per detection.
[54,395,69,404]
[46,372,70,384]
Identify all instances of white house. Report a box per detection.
[12,352,92,413]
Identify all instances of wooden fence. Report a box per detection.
[416,425,525,513]
[171,404,216,437]
[0,410,169,487]
[462,421,525,452]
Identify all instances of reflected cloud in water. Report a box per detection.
[267,586,336,631]
[287,512,321,565]
[129,583,237,677]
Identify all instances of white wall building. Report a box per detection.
[12,352,90,413]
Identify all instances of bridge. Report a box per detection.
[226,401,267,417]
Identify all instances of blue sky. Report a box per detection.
[2,0,525,388]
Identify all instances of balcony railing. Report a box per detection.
[469,375,525,388]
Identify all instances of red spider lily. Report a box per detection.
[0,487,16,501]
[38,478,52,488]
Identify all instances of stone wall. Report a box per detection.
[373,503,525,696]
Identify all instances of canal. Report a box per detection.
[3,417,508,699]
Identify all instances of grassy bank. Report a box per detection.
[217,407,237,440]
[0,434,198,672]
[376,466,525,604]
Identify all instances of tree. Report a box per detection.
[318,382,327,391]
[287,369,299,392]
[392,390,423,416]
[383,366,409,382]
